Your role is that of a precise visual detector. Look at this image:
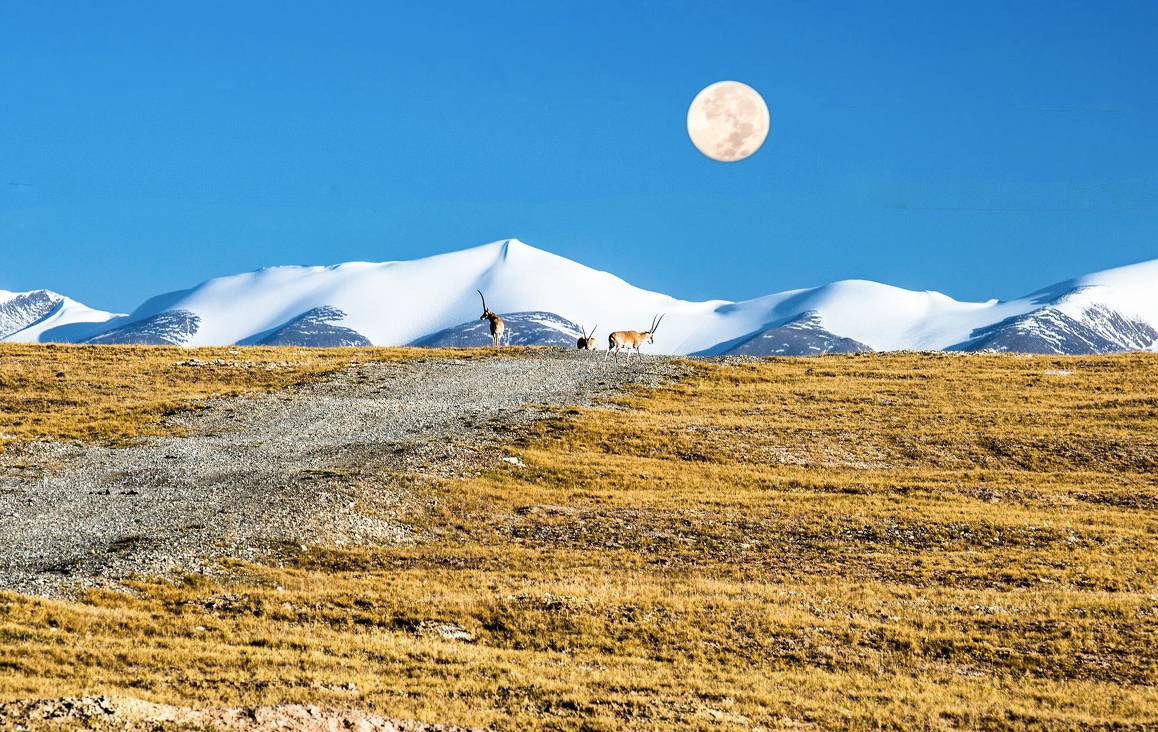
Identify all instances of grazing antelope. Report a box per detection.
[477,289,505,347]
[606,314,664,361]
[577,325,598,350]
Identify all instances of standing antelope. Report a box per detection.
[577,325,598,350]
[477,289,505,347]
[606,314,664,361]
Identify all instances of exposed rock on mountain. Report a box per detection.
[952,304,1158,354]
[718,312,873,356]
[85,310,201,346]
[412,311,582,348]
[0,290,60,339]
[249,307,371,347]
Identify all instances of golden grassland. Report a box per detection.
[0,343,492,449]
[2,348,1157,729]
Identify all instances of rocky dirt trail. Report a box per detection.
[0,695,481,731]
[0,351,678,597]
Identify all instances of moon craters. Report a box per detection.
[687,81,770,162]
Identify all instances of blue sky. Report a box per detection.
[1,1,1155,312]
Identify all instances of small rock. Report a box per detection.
[418,621,474,642]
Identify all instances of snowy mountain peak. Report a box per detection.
[3,241,1155,355]
[0,289,121,343]
[0,289,61,339]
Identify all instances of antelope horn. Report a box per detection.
[652,314,665,334]
[477,289,487,312]
[589,325,597,338]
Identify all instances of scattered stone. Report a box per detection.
[0,695,482,731]
[418,620,474,642]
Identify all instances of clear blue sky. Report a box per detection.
[2,1,1155,312]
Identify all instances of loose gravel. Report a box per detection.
[0,695,481,731]
[0,351,681,597]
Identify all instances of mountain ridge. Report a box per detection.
[2,239,1155,355]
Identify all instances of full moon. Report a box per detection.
[686,81,770,162]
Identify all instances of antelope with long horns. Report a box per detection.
[606,314,664,361]
[477,289,505,347]
[577,325,598,350]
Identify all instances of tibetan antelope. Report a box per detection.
[577,325,598,350]
[477,289,505,347]
[606,314,664,361]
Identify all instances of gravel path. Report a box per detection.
[0,351,679,596]
[0,695,480,731]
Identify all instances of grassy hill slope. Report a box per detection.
[1,348,1155,729]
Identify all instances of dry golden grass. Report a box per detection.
[2,350,1157,729]
[0,343,491,449]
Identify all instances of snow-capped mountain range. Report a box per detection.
[2,238,1156,355]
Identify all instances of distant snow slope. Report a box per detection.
[6,239,1157,355]
[948,260,1158,354]
[74,239,709,350]
[0,290,121,343]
